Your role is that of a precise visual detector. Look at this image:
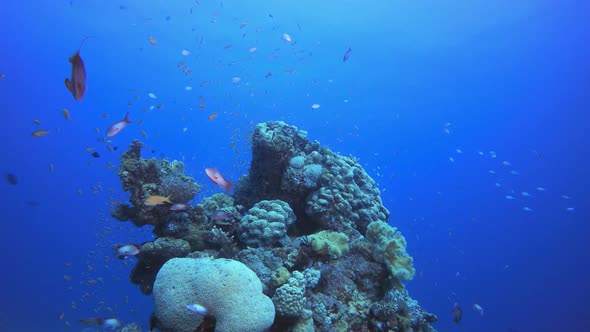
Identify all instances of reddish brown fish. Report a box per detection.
[65,37,92,101]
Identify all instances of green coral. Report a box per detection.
[307,230,350,259]
[366,221,415,282]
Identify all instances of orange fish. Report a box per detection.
[205,168,232,192]
[148,36,157,45]
[65,37,92,101]
[208,113,217,120]
[62,108,70,120]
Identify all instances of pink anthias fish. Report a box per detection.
[170,203,190,211]
[205,168,233,192]
[114,243,140,260]
[106,112,132,137]
[79,317,121,330]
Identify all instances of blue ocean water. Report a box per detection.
[1,0,588,331]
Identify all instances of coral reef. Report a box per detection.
[114,122,436,331]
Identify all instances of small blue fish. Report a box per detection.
[342,47,352,62]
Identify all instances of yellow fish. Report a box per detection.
[144,195,172,206]
[62,108,70,120]
[32,130,49,137]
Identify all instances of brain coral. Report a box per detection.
[153,257,275,332]
[238,199,296,247]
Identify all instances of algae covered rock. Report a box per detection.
[153,257,275,332]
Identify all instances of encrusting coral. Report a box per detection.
[113,121,437,332]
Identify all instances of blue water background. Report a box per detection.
[1,0,588,331]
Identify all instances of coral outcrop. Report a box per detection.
[114,121,436,332]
